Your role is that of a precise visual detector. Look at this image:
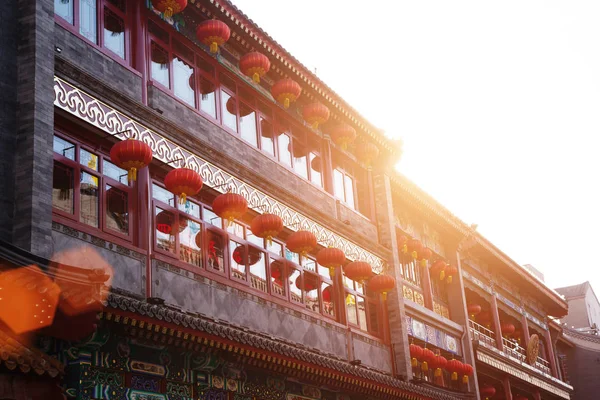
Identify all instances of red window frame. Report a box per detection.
[51,132,134,243]
[343,275,382,337]
[54,0,131,64]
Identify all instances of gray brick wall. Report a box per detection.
[12,0,55,257]
[0,0,18,242]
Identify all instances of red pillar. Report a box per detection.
[366,168,377,222]
[322,135,334,195]
[502,376,513,400]
[491,295,504,351]
[137,166,152,298]
[533,390,542,400]
[521,314,530,349]
[544,328,559,377]
[131,0,148,104]
[420,262,434,310]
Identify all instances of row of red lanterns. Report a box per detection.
[397,235,458,284]
[409,344,474,384]
[468,304,521,338]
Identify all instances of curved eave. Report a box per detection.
[390,173,568,317]
[193,0,400,157]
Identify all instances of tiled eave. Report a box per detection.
[389,173,568,317]
[189,0,401,157]
[0,329,64,378]
[105,292,464,400]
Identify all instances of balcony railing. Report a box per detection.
[470,320,554,378]
[468,319,496,349]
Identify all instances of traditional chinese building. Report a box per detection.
[0,0,574,399]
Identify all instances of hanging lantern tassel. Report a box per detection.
[421,361,428,372]
[434,368,442,378]
[252,72,260,83]
[462,375,469,384]
[420,259,427,267]
[451,372,458,381]
[440,270,446,281]
[179,193,187,205]
[328,267,335,277]
[128,167,137,182]
[402,244,408,254]
[411,250,418,259]
[210,41,219,54]
[284,98,290,109]
[164,7,173,18]
[411,358,418,368]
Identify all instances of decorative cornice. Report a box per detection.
[104,292,464,400]
[53,76,385,274]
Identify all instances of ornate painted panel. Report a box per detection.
[53,76,385,273]
[405,315,460,356]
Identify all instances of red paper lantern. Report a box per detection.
[196,19,230,53]
[110,139,153,182]
[431,353,448,377]
[397,235,408,254]
[295,273,319,292]
[212,193,248,224]
[480,384,496,400]
[155,211,187,235]
[225,97,253,117]
[407,239,423,259]
[330,124,357,150]
[240,52,271,83]
[369,274,396,300]
[271,78,302,109]
[310,155,322,173]
[270,259,294,284]
[343,261,373,284]
[501,322,516,337]
[232,245,262,266]
[445,264,458,284]
[286,230,317,255]
[164,168,203,204]
[467,304,482,318]
[302,102,330,129]
[445,359,463,381]
[461,363,474,384]
[430,260,447,281]
[151,0,187,18]
[316,247,346,277]
[250,214,283,244]
[420,248,432,267]
[409,344,423,368]
[322,285,333,302]
[421,348,436,372]
[356,142,380,168]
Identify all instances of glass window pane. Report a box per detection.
[106,0,125,12]
[207,230,225,272]
[155,208,175,253]
[346,293,358,325]
[226,221,244,238]
[240,107,257,147]
[289,269,302,303]
[173,56,195,107]
[260,118,275,156]
[333,169,345,200]
[357,296,367,331]
[179,217,202,267]
[302,257,317,273]
[199,77,217,118]
[292,142,308,179]
[317,261,331,279]
[152,184,175,206]
[343,275,354,289]
[221,91,238,132]
[284,247,299,264]
[322,283,335,317]
[230,241,246,279]
[303,273,319,313]
[249,249,267,292]
[151,43,170,88]
[267,240,282,256]
[103,160,128,184]
[79,0,97,43]
[277,134,292,167]
[270,258,286,296]
[80,148,98,170]
[55,0,74,24]
[310,153,322,187]
[52,162,74,214]
[247,230,264,248]
[344,175,355,209]
[178,200,201,219]
[106,185,128,235]
[103,8,125,59]
[80,172,99,227]
[53,136,75,160]
[203,208,222,228]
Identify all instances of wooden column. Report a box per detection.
[521,313,530,349]
[420,262,434,310]
[502,376,513,400]
[544,327,559,377]
[137,166,152,298]
[132,0,148,104]
[366,168,377,222]
[491,294,504,351]
[322,135,334,195]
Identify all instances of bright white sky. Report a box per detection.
[230,0,600,294]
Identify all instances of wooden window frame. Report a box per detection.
[343,275,381,336]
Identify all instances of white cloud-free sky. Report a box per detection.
[230,0,600,294]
